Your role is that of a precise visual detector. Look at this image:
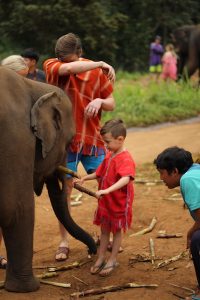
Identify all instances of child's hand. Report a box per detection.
[96,189,109,198]
[73,177,85,186]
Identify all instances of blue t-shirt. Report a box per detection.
[180,163,200,220]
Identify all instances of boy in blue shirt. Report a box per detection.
[154,146,200,300]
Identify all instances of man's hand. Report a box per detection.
[85,98,102,117]
[101,62,115,83]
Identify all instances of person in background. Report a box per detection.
[161,43,177,81]
[21,48,46,82]
[44,32,115,262]
[1,55,29,77]
[0,54,29,268]
[76,119,135,276]
[154,146,200,300]
[149,35,164,81]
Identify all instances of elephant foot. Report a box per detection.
[5,276,40,293]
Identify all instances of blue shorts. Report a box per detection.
[67,148,105,175]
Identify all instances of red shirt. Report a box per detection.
[94,150,136,233]
[43,58,113,155]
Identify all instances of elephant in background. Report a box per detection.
[0,67,96,292]
[172,24,200,80]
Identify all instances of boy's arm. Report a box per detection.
[187,208,200,248]
[96,176,130,198]
[59,61,115,82]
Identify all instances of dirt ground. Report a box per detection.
[1,118,200,300]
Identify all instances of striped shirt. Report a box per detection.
[43,58,113,155]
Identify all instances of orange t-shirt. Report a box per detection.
[43,58,113,155]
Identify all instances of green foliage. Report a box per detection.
[1,1,200,69]
[102,74,200,127]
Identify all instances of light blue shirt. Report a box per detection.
[180,163,200,220]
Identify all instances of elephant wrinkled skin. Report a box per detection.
[0,67,97,293]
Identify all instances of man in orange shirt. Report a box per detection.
[44,33,115,261]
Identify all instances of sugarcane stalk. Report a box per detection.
[129,254,160,265]
[156,233,183,239]
[40,279,71,288]
[149,238,155,265]
[73,182,97,198]
[72,275,88,286]
[37,272,58,279]
[70,282,158,298]
[169,283,195,294]
[47,260,90,272]
[130,217,157,237]
[156,251,188,269]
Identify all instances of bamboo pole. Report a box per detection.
[129,217,157,237]
[70,282,158,298]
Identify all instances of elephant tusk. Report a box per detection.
[57,165,80,178]
[57,165,97,198]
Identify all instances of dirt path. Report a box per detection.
[0,119,200,300]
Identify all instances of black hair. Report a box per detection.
[21,48,40,62]
[154,146,193,174]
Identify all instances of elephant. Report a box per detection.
[171,24,200,80]
[0,67,97,293]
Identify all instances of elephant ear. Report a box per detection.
[31,91,62,159]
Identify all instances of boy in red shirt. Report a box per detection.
[77,119,135,276]
[43,33,115,261]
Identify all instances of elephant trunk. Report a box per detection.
[45,173,97,255]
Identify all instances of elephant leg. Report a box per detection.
[2,193,39,292]
[46,173,97,255]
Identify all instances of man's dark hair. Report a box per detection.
[154,146,193,174]
[21,48,40,62]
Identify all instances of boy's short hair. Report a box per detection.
[21,48,40,62]
[100,119,126,138]
[154,146,193,174]
[55,33,82,61]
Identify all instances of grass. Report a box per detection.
[102,73,200,128]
